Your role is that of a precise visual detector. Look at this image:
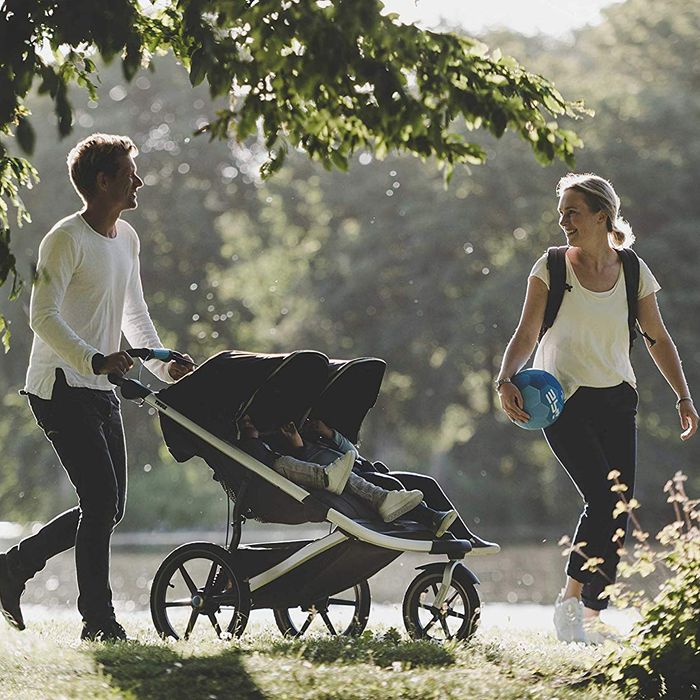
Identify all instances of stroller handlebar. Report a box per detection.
[126,347,194,365]
[107,348,193,391]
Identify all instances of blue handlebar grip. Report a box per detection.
[150,348,173,362]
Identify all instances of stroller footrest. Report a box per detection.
[430,538,472,557]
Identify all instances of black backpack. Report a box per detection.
[538,245,655,350]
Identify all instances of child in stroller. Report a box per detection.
[239,415,455,531]
[302,417,493,547]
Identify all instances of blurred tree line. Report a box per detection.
[1,0,698,540]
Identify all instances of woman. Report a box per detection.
[495,173,698,643]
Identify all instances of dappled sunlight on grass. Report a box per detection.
[268,628,456,667]
[0,613,629,700]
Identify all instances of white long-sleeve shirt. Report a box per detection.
[24,212,172,399]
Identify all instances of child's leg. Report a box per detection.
[272,455,328,490]
[271,451,355,494]
[345,473,423,522]
[344,472,390,509]
[241,438,347,492]
[358,472,454,532]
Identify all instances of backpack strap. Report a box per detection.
[539,246,571,341]
[617,247,656,350]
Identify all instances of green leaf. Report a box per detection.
[15,118,35,156]
[189,48,208,87]
[329,149,349,171]
[0,315,10,353]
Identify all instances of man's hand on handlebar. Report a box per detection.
[168,353,195,380]
[97,351,134,376]
[100,347,196,383]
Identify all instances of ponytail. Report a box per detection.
[608,215,635,249]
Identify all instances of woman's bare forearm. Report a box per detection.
[647,334,692,400]
[497,331,538,381]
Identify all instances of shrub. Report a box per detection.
[601,471,699,699]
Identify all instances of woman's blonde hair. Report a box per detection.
[556,173,635,249]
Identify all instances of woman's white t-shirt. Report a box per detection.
[530,251,661,400]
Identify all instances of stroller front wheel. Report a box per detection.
[403,564,480,642]
[273,579,371,638]
[150,542,251,641]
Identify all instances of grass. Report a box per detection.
[0,615,628,700]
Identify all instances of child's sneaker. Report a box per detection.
[378,489,423,522]
[553,592,586,643]
[325,451,355,495]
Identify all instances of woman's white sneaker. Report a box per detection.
[583,618,622,645]
[553,592,586,643]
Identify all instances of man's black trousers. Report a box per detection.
[8,370,127,625]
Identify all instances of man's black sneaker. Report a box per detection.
[81,619,129,642]
[0,553,25,631]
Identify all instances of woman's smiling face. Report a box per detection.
[557,188,606,243]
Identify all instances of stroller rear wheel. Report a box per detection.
[150,542,250,640]
[273,580,371,637]
[403,564,480,642]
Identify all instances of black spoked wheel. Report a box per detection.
[150,542,250,641]
[273,580,371,637]
[403,565,480,642]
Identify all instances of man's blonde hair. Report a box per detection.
[67,133,137,202]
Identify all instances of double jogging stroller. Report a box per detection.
[111,349,499,642]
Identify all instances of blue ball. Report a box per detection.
[510,369,565,430]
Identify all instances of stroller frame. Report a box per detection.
[114,349,499,642]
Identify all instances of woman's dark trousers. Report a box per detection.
[543,382,638,611]
[6,372,127,625]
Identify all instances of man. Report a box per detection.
[0,134,193,641]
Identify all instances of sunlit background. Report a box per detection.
[384,0,623,35]
[0,0,697,620]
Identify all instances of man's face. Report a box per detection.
[102,154,143,211]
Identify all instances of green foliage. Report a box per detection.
[178,0,586,174]
[601,472,700,699]
[0,0,587,300]
[0,149,38,350]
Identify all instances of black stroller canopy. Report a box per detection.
[158,350,329,461]
[307,358,386,444]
